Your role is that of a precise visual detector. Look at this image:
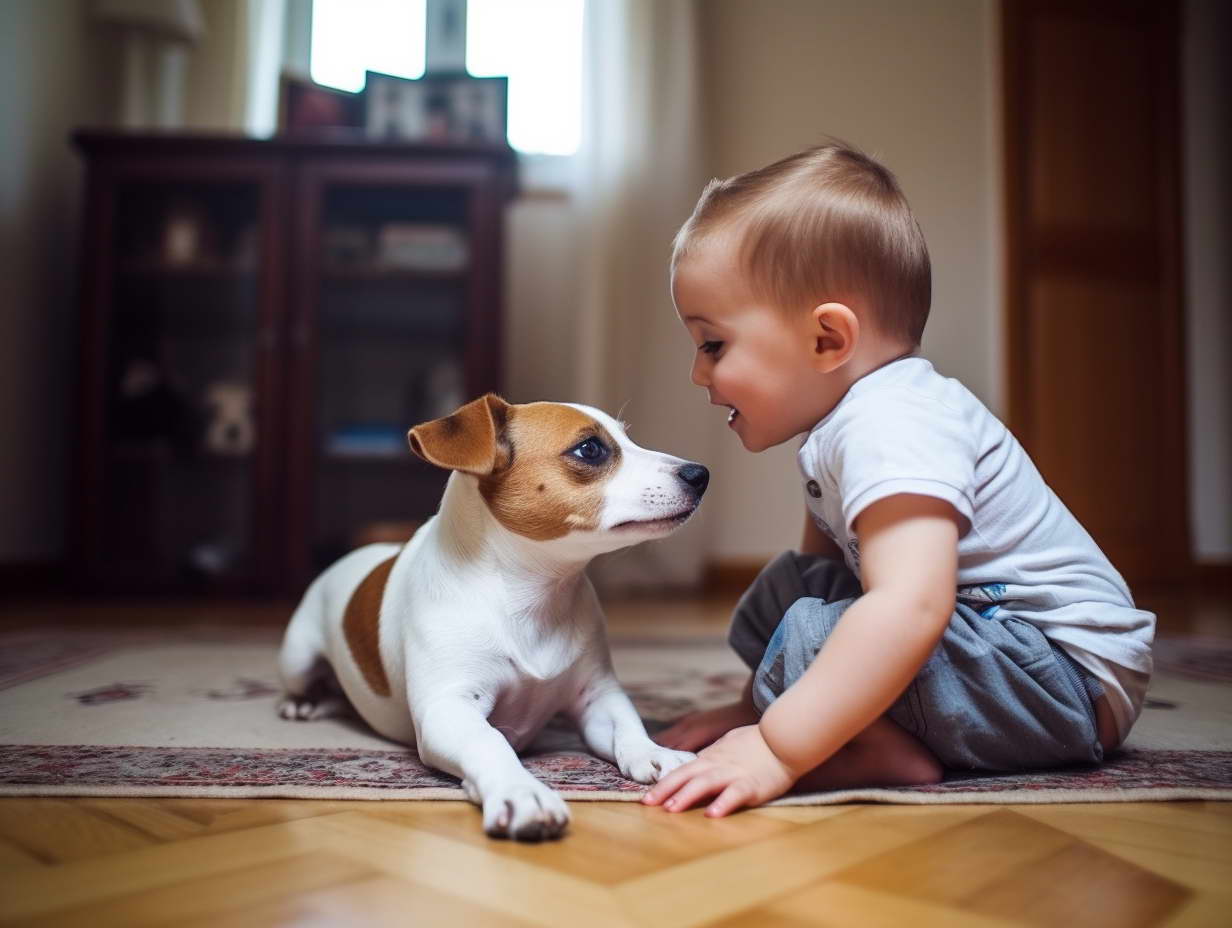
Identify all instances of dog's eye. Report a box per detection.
[569,438,608,463]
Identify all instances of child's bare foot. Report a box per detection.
[654,700,761,752]
[791,716,943,792]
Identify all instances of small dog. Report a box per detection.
[278,394,707,839]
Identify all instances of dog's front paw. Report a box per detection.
[478,779,570,841]
[618,744,696,784]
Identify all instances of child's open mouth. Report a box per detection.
[727,407,740,427]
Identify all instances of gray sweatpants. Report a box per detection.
[728,551,1104,771]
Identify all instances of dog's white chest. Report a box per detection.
[487,683,566,751]
[481,631,586,748]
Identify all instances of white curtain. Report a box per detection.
[239,0,287,136]
[125,0,286,133]
[574,0,716,593]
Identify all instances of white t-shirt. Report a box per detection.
[797,356,1153,743]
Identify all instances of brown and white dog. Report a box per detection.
[277,394,707,839]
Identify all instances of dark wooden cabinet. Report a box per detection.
[72,132,517,596]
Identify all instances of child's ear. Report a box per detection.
[810,302,859,373]
[407,394,510,475]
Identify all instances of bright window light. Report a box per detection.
[467,0,583,155]
[311,0,426,93]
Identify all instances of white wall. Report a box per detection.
[502,195,583,405]
[0,0,106,561]
[697,0,1004,560]
[1183,0,1232,562]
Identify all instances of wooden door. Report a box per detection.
[1002,0,1189,587]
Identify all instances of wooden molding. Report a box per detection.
[703,559,770,595]
[1194,561,1232,593]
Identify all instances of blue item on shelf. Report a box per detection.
[326,424,407,458]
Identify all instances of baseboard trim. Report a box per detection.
[703,558,770,595]
[1194,560,1232,592]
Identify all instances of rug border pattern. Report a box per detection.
[1,743,1229,805]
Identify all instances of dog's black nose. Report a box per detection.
[676,462,709,497]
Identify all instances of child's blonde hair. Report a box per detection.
[672,141,931,346]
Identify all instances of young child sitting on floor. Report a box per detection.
[644,141,1155,818]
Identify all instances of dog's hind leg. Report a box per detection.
[277,657,347,720]
[277,580,348,721]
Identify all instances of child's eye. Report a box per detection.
[699,341,724,355]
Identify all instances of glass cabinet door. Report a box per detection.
[305,181,474,571]
[92,177,271,591]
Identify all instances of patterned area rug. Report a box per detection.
[1,629,1229,804]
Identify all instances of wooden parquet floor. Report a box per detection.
[1,586,1228,926]
[0,797,1228,926]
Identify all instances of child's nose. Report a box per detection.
[690,355,709,387]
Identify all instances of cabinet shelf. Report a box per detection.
[120,259,257,280]
[322,452,408,464]
[109,443,253,468]
[321,266,467,283]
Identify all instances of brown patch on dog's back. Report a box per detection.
[479,404,620,541]
[343,555,397,697]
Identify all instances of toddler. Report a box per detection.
[643,142,1155,817]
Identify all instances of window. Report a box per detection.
[310,0,426,93]
[466,0,583,155]
[310,0,583,156]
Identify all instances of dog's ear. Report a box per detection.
[407,394,510,475]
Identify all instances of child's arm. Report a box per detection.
[757,494,958,775]
[644,494,959,815]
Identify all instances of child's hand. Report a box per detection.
[642,724,798,817]
[653,700,761,752]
